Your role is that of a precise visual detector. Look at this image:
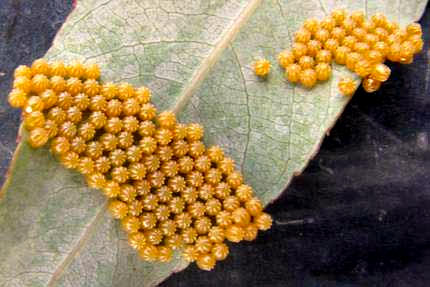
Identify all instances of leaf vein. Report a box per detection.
[46,200,108,286]
[230,45,252,174]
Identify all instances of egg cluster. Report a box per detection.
[8,59,272,271]
[278,9,424,95]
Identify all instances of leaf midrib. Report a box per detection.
[172,0,262,114]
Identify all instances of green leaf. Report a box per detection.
[0,0,427,286]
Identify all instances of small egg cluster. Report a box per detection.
[8,59,272,271]
[278,9,424,95]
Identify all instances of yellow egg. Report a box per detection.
[371,63,391,82]
[196,253,216,271]
[338,77,357,96]
[28,128,49,148]
[253,59,271,77]
[277,50,295,68]
[8,89,27,108]
[315,62,332,81]
[285,64,302,83]
[362,77,381,93]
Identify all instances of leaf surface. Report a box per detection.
[0,0,427,286]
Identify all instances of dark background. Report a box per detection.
[1,1,430,286]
